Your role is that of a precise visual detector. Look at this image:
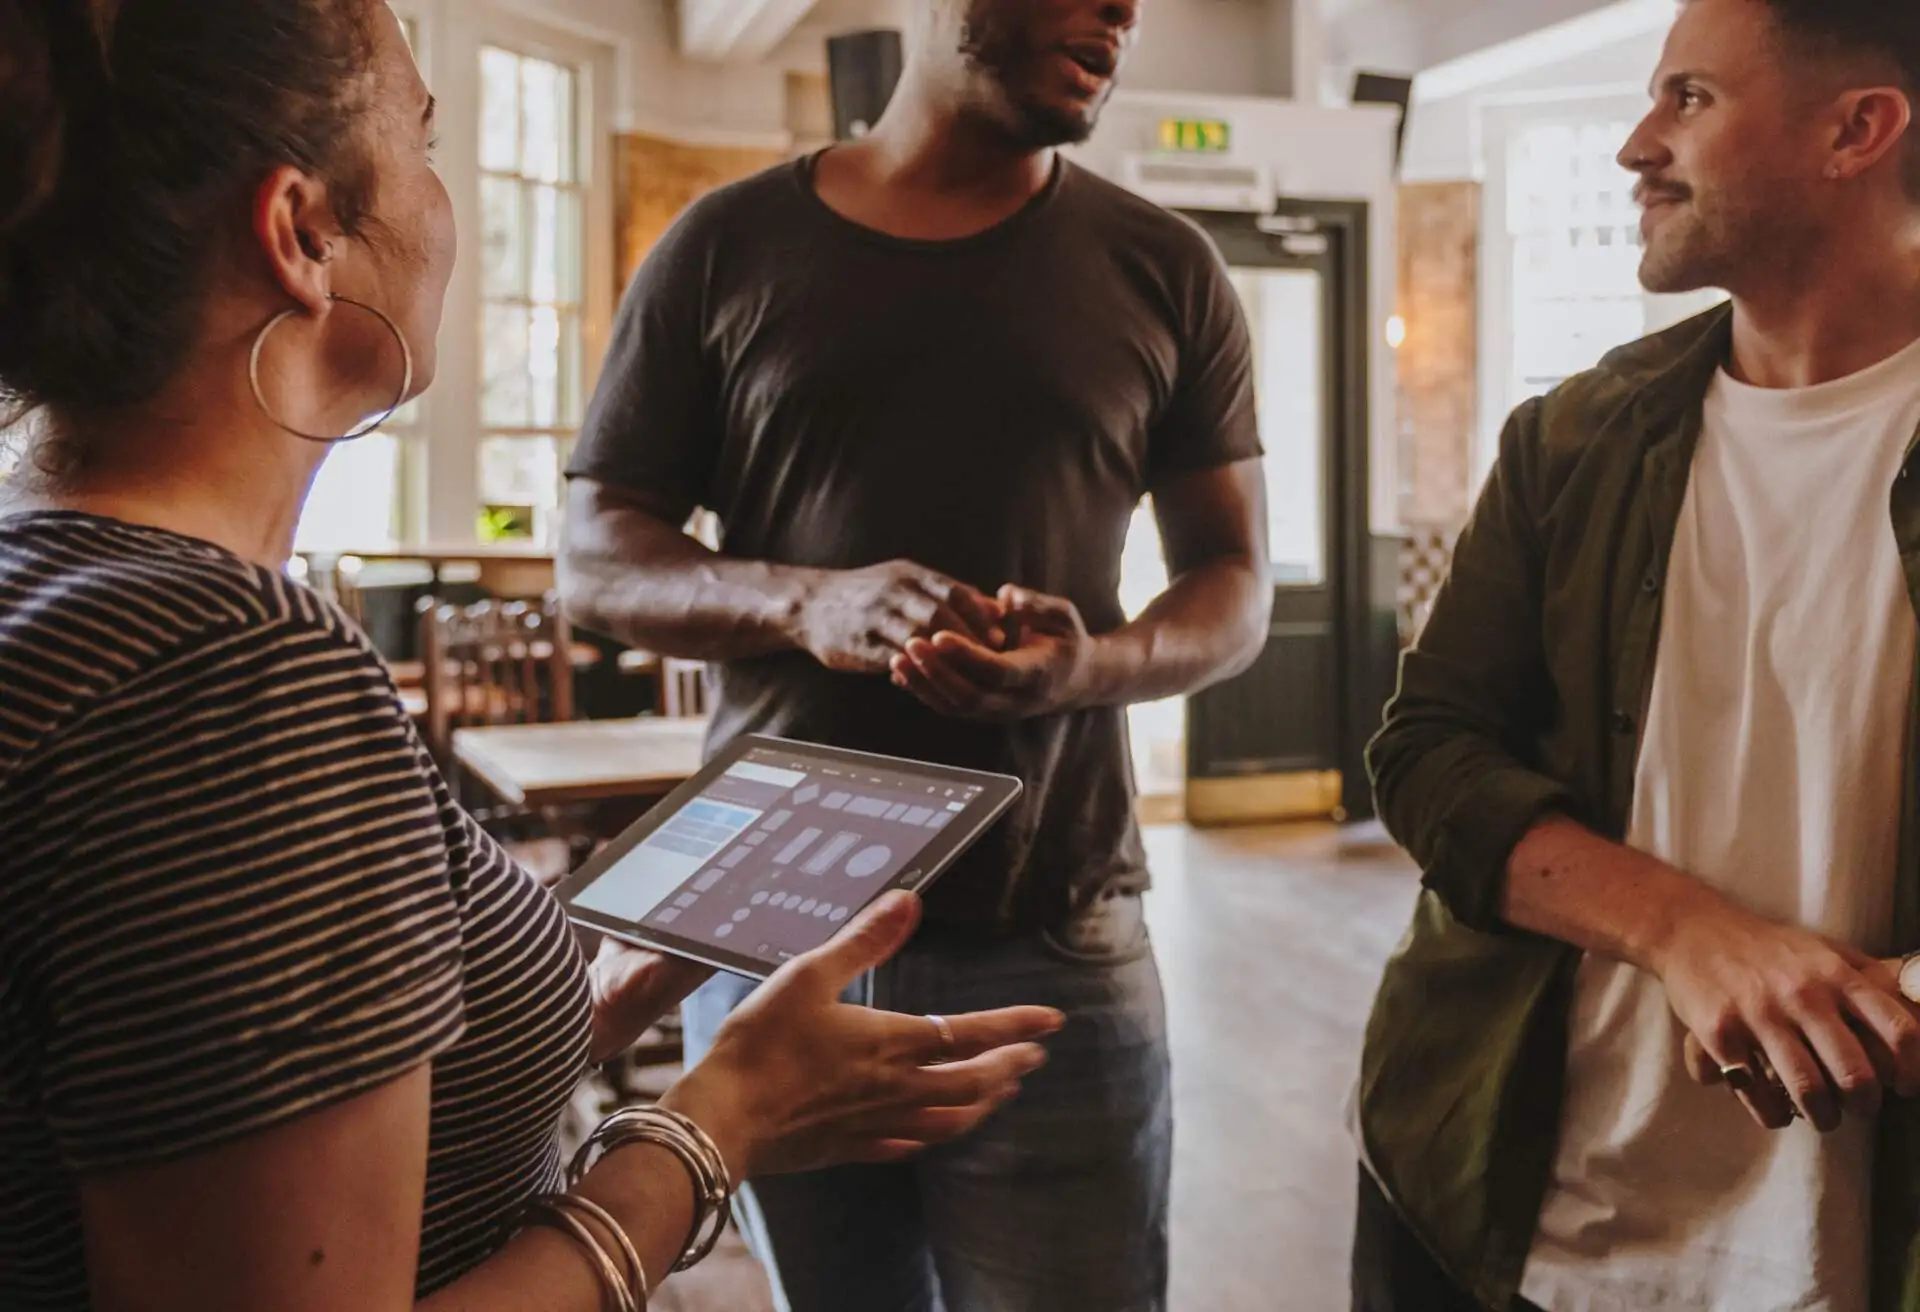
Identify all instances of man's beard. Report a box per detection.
[1638,213,1726,294]
[957,8,1103,148]
[1637,197,1774,296]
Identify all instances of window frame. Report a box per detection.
[1472,88,1725,490]
[408,2,617,545]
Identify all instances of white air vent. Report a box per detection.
[1119,154,1272,213]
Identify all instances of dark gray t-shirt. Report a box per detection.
[568,154,1259,932]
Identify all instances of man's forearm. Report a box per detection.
[1504,814,1733,972]
[1074,556,1268,708]
[558,488,817,661]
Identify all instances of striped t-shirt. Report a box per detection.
[0,511,593,1307]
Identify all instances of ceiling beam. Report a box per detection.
[679,0,824,62]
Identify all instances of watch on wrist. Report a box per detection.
[1898,950,1920,1004]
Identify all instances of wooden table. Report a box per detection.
[302,542,559,600]
[452,715,709,810]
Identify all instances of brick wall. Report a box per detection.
[1395,180,1479,531]
[1393,180,1479,640]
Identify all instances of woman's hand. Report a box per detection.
[586,937,713,1066]
[660,891,1063,1182]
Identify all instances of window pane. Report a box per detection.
[480,47,519,173]
[559,315,582,427]
[1232,267,1324,584]
[530,187,582,306]
[481,176,527,298]
[482,304,531,427]
[479,434,562,508]
[296,433,400,551]
[528,305,561,427]
[519,58,569,184]
[530,185,559,304]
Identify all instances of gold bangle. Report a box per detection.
[518,1197,638,1312]
[570,1106,733,1272]
[545,1194,650,1310]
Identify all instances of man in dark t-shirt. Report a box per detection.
[560,1,1269,1307]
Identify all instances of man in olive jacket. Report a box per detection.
[1354,1,1920,1309]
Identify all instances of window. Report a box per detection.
[295,15,419,553]
[477,44,584,543]
[1477,101,1726,486]
[293,401,415,552]
[1504,120,1650,412]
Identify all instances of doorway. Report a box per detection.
[1124,199,1391,824]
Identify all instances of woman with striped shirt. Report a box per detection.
[0,3,1062,1308]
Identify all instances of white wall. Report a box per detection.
[1129,0,1296,98]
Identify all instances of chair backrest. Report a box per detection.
[415,593,576,761]
[660,656,709,718]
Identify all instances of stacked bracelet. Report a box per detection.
[517,1194,647,1311]
[568,1105,734,1272]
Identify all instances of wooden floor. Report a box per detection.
[649,821,1421,1312]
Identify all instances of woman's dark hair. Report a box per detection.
[0,0,381,432]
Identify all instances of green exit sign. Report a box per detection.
[1157,117,1230,153]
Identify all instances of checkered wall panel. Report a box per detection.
[1397,527,1457,643]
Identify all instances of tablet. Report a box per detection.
[556,734,1023,979]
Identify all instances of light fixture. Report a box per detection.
[1385,314,1407,349]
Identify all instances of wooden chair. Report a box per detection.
[660,657,709,717]
[415,594,576,760]
[416,593,579,883]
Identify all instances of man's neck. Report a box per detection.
[858,77,1053,205]
[1728,226,1920,388]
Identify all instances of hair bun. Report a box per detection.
[0,1,113,241]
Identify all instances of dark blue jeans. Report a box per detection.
[683,890,1173,1312]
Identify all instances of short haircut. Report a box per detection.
[1749,0,1920,195]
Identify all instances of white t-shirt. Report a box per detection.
[1520,334,1920,1312]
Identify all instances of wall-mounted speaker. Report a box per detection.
[827,29,904,140]
[1351,71,1414,173]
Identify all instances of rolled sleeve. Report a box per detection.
[1367,399,1572,934]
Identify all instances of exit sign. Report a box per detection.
[1157,117,1230,154]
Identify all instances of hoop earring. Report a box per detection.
[249,293,414,444]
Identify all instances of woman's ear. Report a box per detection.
[252,165,339,315]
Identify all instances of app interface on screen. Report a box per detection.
[572,747,985,967]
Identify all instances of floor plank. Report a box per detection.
[640,821,1419,1311]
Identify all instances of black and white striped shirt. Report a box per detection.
[0,511,593,1308]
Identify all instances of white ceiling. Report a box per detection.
[1323,0,1655,80]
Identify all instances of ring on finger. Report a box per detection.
[925,1014,956,1064]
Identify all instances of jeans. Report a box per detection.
[682,890,1172,1312]
[1351,1167,1545,1312]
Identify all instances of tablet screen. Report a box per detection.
[565,739,1017,974]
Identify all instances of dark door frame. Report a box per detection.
[1178,197,1381,821]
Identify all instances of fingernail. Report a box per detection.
[1020,1047,1050,1072]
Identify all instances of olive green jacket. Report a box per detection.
[1359,302,1920,1310]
